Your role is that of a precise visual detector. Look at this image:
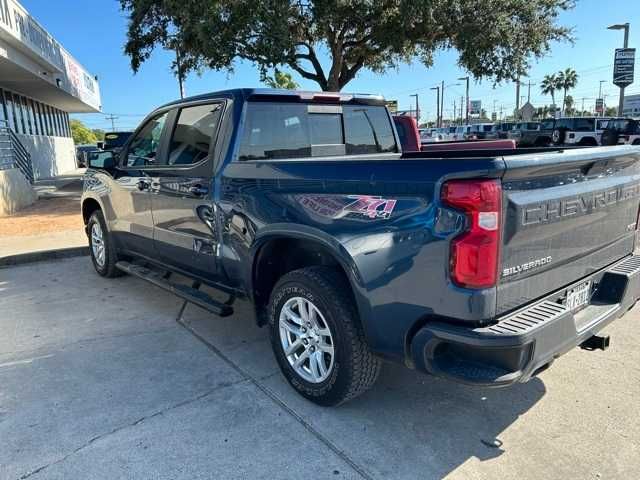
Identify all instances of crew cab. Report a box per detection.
[82,89,640,406]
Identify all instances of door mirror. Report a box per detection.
[88,150,116,170]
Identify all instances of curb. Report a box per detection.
[0,246,89,268]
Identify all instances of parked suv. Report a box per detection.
[601,118,640,146]
[468,123,495,140]
[550,117,612,146]
[82,89,640,406]
[508,121,544,146]
[488,122,516,139]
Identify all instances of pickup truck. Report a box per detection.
[82,88,640,406]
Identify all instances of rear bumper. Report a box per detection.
[410,255,640,387]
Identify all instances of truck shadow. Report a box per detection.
[181,295,546,479]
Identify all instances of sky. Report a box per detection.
[21,0,640,130]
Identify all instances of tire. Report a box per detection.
[87,210,122,278]
[268,266,381,406]
[633,139,640,145]
[551,128,566,145]
[600,129,619,146]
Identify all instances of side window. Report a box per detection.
[124,111,169,167]
[167,103,223,165]
[343,106,396,155]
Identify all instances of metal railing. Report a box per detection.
[0,119,34,183]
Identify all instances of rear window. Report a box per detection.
[238,102,396,161]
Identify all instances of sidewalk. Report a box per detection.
[0,172,86,260]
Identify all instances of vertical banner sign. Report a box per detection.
[470,100,482,115]
[613,48,635,87]
[595,98,604,113]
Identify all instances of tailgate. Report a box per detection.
[497,146,640,315]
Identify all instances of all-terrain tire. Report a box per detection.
[268,266,381,406]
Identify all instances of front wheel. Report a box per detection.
[268,266,381,406]
[87,210,122,278]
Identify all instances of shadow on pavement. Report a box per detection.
[181,296,546,479]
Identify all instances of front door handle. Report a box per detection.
[188,184,209,196]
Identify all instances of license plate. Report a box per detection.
[566,281,591,312]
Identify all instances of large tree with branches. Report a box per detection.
[120,0,575,92]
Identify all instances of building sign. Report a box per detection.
[470,100,482,115]
[595,98,604,113]
[0,0,101,111]
[613,48,635,87]
[385,100,398,113]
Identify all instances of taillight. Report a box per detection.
[441,179,502,289]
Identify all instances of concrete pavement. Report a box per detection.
[1,257,639,479]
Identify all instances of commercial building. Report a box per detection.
[0,0,100,182]
[622,94,640,117]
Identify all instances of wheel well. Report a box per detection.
[252,237,355,325]
[82,199,101,225]
[579,137,598,146]
[633,139,640,145]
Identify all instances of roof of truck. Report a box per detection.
[158,88,387,110]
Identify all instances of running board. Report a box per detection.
[115,261,234,317]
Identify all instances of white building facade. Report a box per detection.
[0,0,100,179]
[622,94,640,118]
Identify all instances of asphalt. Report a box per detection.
[1,257,639,479]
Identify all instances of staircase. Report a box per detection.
[0,119,34,183]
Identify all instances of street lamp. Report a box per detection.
[458,76,470,124]
[430,86,440,127]
[441,82,461,126]
[607,22,630,116]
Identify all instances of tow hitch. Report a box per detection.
[580,335,611,351]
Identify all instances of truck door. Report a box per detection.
[109,110,170,256]
[148,101,225,280]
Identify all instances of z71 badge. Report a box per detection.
[344,195,397,219]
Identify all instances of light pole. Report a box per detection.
[607,22,630,116]
[598,80,606,116]
[430,86,440,127]
[441,82,461,126]
[410,94,420,124]
[458,76,470,124]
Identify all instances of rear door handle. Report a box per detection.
[188,185,209,196]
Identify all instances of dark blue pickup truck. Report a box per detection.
[82,89,640,406]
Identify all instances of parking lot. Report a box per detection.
[1,256,639,479]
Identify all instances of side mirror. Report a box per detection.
[96,141,104,150]
[88,151,116,170]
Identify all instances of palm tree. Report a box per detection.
[540,74,558,111]
[557,68,578,114]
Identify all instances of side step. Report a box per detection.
[115,261,234,317]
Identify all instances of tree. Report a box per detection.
[120,0,575,92]
[70,119,97,145]
[540,74,558,109]
[262,69,299,89]
[557,68,578,113]
[604,106,617,116]
[564,94,575,115]
[92,129,106,142]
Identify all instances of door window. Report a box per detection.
[167,103,223,165]
[124,111,169,167]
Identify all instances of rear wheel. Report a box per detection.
[551,129,566,145]
[87,210,122,278]
[268,266,381,406]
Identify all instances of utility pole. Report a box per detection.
[105,114,118,132]
[598,80,606,117]
[453,99,457,125]
[458,76,470,124]
[493,100,497,119]
[460,96,464,123]
[527,81,536,103]
[580,97,586,116]
[607,22,630,117]
[440,80,445,126]
[410,94,420,124]
[515,77,521,113]
[430,86,440,127]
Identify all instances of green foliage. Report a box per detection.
[262,70,299,89]
[557,68,578,112]
[92,129,106,141]
[70,119,97,145]
[540,74,558,106]
[120,0,575,91]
